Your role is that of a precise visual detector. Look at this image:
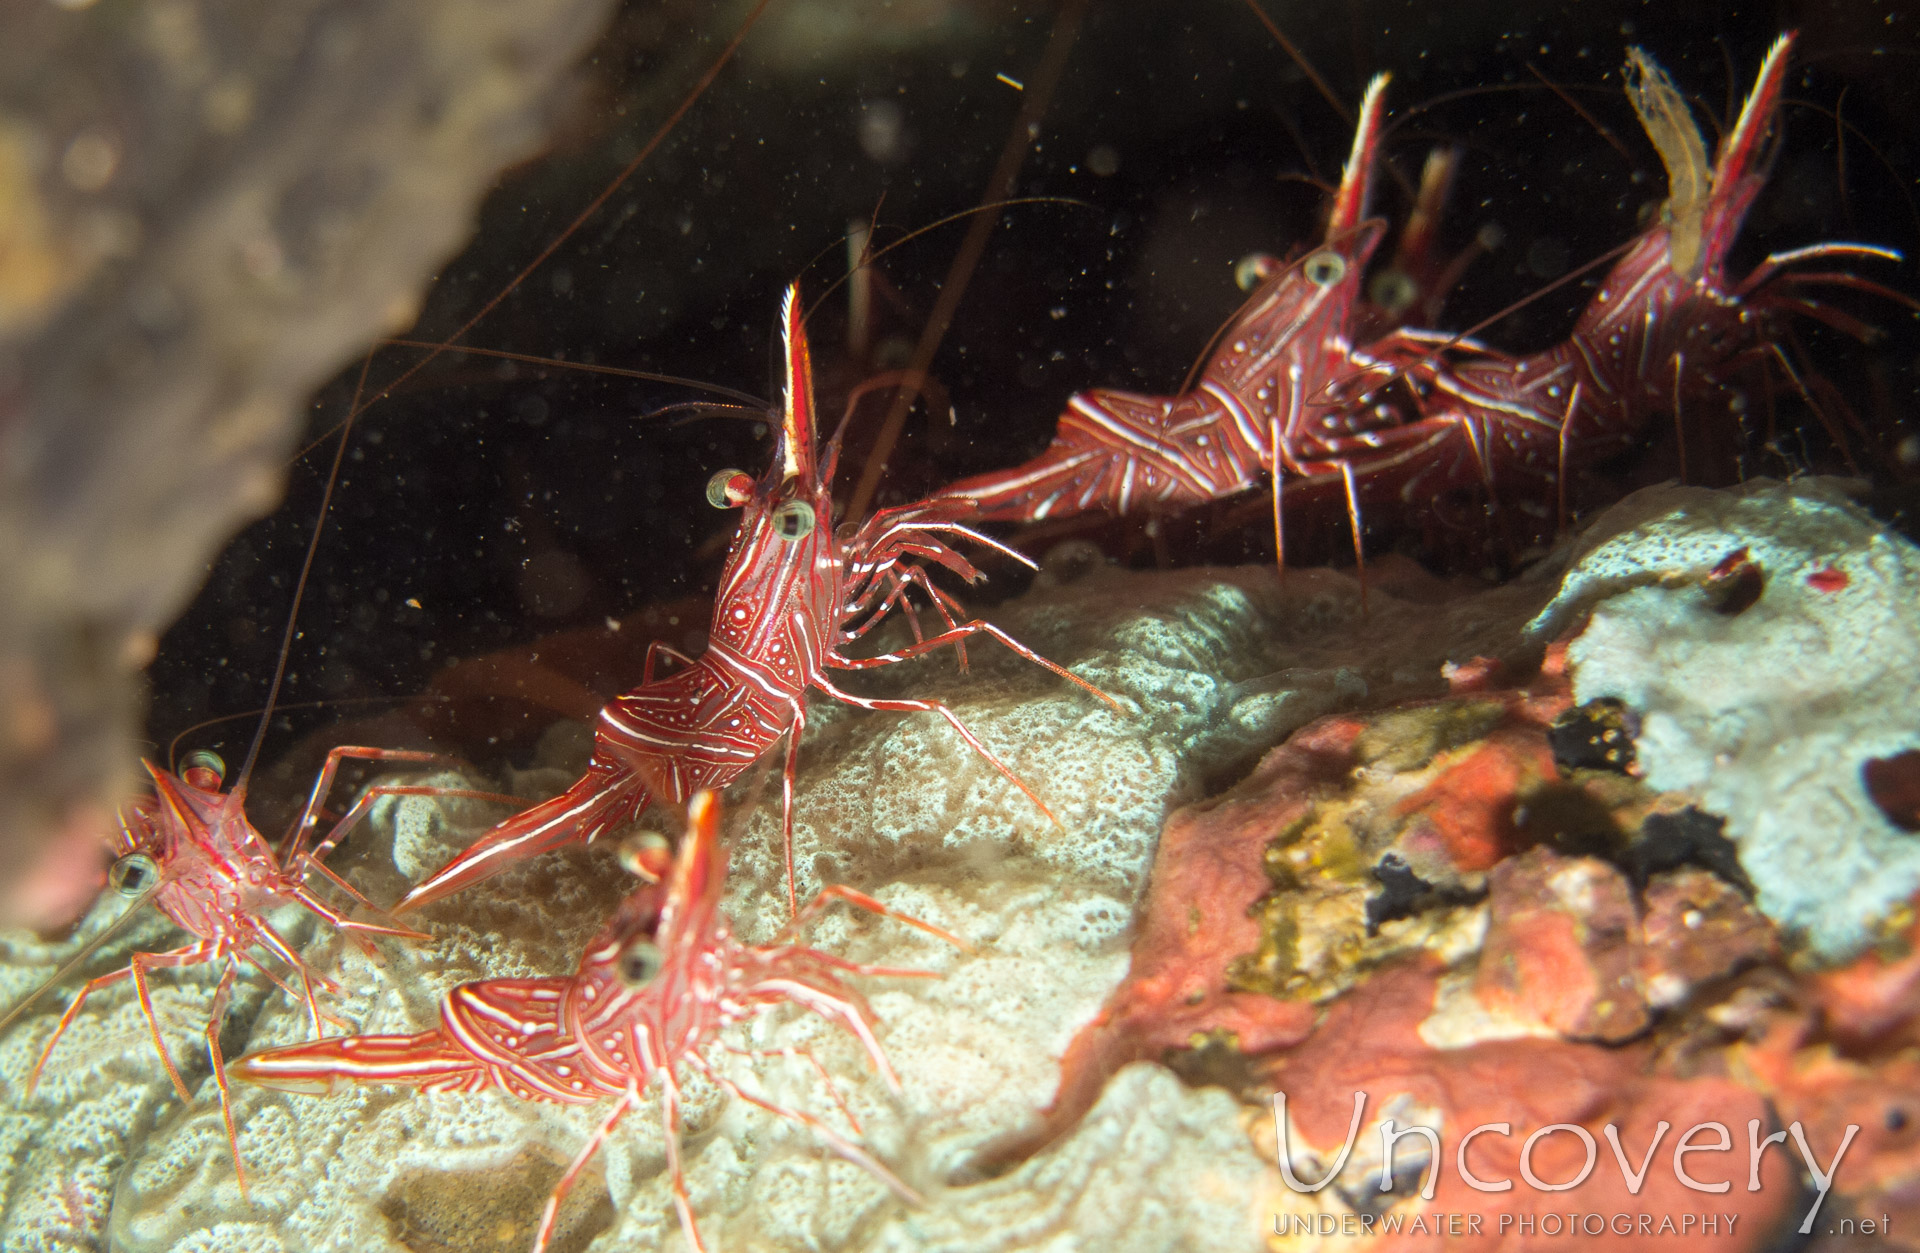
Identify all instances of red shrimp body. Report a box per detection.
[933,74,1393,559]
[238,789,942,1253]
[130,768,300,944]
[398,284,1112,917]
[7,747,465,1193]
[1322,33,1905,529]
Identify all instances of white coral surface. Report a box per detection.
[1534,477,1920,959]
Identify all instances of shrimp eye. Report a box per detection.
[1303,249,1347,288]
[109,852,160,898]
[616,938,664,988]
[771,500,815,541]
[1367,268,1418,315]
[1233,253,1278,292]
[181,749,225,788]
[706,469,753,509]
[617,831,672,883]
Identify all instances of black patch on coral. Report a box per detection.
[380,1146,613,1253]
[1365,854,1432,933]
[1548,697,1639,774]
[1626,807,1754,895]
[1864,749,1920,832]
[1336,1142,1436,1218]
[1160,1029,1271,1103]
[1363,854,1483,934]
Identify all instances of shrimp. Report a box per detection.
[237,788,959,1253]
[1,352,523,1191]
[930,74,1396,573]
[0,743,516,1192]
[1325,34,1908,536]
[393,283,1117,918]
[933,34,1910,566]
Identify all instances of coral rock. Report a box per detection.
[1264,962,1798,1251]
[1635,867,1776,1009]
[1474,849,1648,1043]
[1532,477,1920,959]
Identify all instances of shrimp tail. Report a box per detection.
[394,764,648,915]
[232,1028,488,1096]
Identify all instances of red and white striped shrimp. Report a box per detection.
[931,73,1395,571]
[237,788,957,1253]
[1331,33,1909,534]
[394,283,1116,917]
[0,740,520,1192]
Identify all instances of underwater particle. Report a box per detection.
[1625,806,1753,894]
[1232,252,1276,291]
[856,98,905,163]
[202,75,256,134]
[1367,266,1419,315]
[1546,696,1638,774]
[516,547,592,618]
[1524,235,1570,278]
[1864,750,1920,833]
[1085,143,1119,176]
[1702,545,1764,615]
[60,128,119,191]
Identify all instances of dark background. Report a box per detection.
[143,0,1920,796]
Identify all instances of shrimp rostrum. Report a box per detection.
[238,789,960,1253]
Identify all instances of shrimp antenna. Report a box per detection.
[1339,238,1636,405]
[379,340,768,409]
[1234,0,1349,125]
[1383,81,1603,136]
[165,695,448,773]
[234,353,373,792]
[1526,61,1636,164]
[1782,97,1920,242]
[798,197,1092,323]
[844,0,1087,523]
[639,400,772,423]
[0,873,174,1039]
